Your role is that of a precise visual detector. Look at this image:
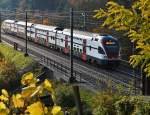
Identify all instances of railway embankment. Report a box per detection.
[0,43,35,90]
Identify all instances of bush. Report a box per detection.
[0,58,17,90]
[55,84,95,115]
[0,43,34,90]
[115,96,150,115]
[92,92,119,115]
[80,88,93,115]
[0,72,64,115]
[55,84,75,108]
[0,43,33,70]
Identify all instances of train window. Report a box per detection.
[61,39,63,42]
[80,49,82,52]
[98,47,105,54]
[95,38,98,41]
[74,47,76,51]
[77,48,79,52]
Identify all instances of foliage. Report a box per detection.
[0,43,33,70]
[0,43,34,90]
[43,18,50,25]
[115,96,150,115]
[0,72,64,115]
[0,52,4,59]
[91,91,150,115]
[55,84,75,108]
[0,58,17,88]
[55,83,95,114]
[92,91,119,115]
[94,0,150,76]
[80,88,93,115]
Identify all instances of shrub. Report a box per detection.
[55,84,75,108]
[0,43,33,70]
[92,92,118,115]
[0,72,64,115]
[0,58,17,90]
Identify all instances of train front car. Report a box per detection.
[100,35,120,67]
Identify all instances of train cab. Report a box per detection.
[100,35,120,65]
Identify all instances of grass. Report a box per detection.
[0,43,33,70]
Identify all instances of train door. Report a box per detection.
[57,33,60,47]
[30,25,35,41]
[16,25,18,34]
[14,22,17,34]
[35,29,38,43]
[46,31,49,46]
[13,23,15,33]
[10,23,14,33]
[63,35,69,54]
[54,31,57,49]
[82,39,87,61]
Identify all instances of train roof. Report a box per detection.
[63,29,99,40]
[34,24,56,31]
[3,20,118,41]
[4,20,16,23]
[16,21,34,27]
[63,29,98,37]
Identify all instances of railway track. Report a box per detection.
[1,33,141,94]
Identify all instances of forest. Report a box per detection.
[0,0,131,11]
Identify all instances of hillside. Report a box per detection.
[0,0,18,9]
[0,0,131,11]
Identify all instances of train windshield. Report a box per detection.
[102,37,119,58]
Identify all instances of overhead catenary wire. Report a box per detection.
[1,10,104,32]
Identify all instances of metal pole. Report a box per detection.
[70,8,83,115]
[73,86,83,115]
[70,8,74,83]
[83,12,86,31]
[141,66,145,95]
[131,41,136,94]
[24,11,28,57]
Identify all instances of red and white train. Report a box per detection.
[2,20,120,66]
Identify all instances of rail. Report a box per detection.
[1,35,142,93]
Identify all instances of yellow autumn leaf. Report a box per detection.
[21,72,36,85]
[21,84,37,98]
[26,101,44,115]
[51,94,56,102]
[0,111,9,115]
[0,95,8,102]
[43,79,53,93]
[0,102,6,110]
[51,106,64,115]
[0,102,9,115]
[12,94,24,108]
[44,107,48,114]
[1,89,9,98]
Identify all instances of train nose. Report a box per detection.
[102,55,108,59]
